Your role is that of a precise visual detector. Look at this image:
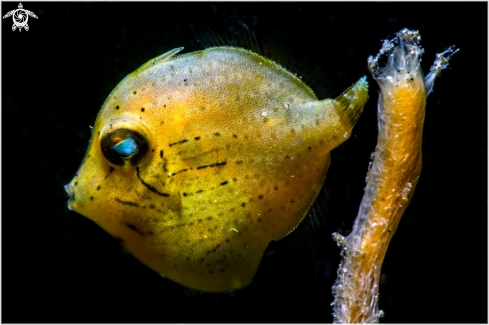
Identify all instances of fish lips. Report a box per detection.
[64,182,75,210]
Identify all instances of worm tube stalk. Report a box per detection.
[331,29,457,323]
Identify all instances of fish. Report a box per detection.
[64,46,368,292]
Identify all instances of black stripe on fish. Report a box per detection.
[136,167,170,197]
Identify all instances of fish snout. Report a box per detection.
[64,182,75,210]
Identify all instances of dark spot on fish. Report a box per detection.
[214,132,220,137]
[127,223,137,231]
[149,204,156,209]
[194,136,201,140]
[308,146,312,151]
[116,105,120,110]
[164,104,166,108]
[104,166,115,179]
[90,196,94,201]
[114,236,125,244]
[183,192,188,197]
[220,181,228,186]
[233,178,237,182]
[196,161,226,170]
[258,218,262,222]
[233,134,238,138]
[183,79,188,82]
[274,186,279,190]
[235,160,243,165]
[196,190,203,194]
[74,181,78,186]
[258,195,264,199]
[148,231,154,235]
[206,244,221,255]
[169,139,188,147]
[207,217,213,221]
[290,200,295,203]
[241,202,246,207]
[141,107,145,112]
[96,185,101,190]
[133,91,137,95]
[160,150,163,158]
[172,168,189,176]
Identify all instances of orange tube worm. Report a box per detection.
[331,29,457,323]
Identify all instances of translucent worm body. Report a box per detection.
[331,29,457,323]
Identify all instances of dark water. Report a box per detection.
[3,2,487,323]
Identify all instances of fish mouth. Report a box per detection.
[64,183,75,210]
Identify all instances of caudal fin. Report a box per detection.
[333,76,369,131]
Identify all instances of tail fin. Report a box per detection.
[333,76,369,131]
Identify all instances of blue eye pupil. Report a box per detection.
[112,138,139,158]
[101,128,148,167]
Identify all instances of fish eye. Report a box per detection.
[99,118,152,167]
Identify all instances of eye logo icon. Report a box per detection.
[3,3,38,32]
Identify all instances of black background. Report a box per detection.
[2,2,487,323]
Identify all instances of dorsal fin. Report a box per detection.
[191,20,263,56]
[133,47,184,74]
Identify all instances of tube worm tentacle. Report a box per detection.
[331,29,457,323]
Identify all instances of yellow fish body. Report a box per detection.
[65,46,368,292]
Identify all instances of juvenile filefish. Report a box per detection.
[65,46,368,292]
